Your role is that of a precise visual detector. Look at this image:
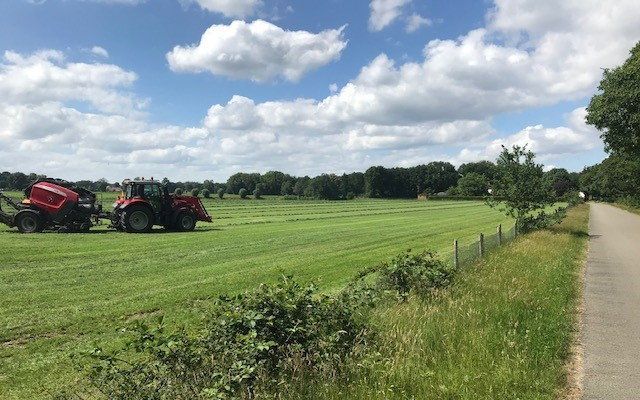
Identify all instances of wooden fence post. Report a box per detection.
[479,233,484,257]
[497,224,502,246]
[453,239,459,268]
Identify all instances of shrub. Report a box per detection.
[191,189,200,197]
[239,188,248,199]
[253,187,262,199]
[346,192,356,200]
[517,206,568,233]
[618,196,640,208]
[562,190,583,206]
[174,188,183,195]
[376,251,455,300]
[202,189,210,198]
[217,188,225,199]
[76,277,368,400]
[74,251,458,399]
[283,195,300,200]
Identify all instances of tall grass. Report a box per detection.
[274,204,588,399]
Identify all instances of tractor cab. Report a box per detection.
[121,180,170,214]
[112,179,211,233]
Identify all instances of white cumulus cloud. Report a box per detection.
[89,46,109,58]
[369,0,411,31]
[456,107,602,164]
[0,50,140,115]
[405,13,432,33]
[187,0,262,17]
[166,20,347,82]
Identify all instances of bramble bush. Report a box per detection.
[377,251,455,299]
[350,251,456,302]
[72,251,458,399]
[74,277,370,399]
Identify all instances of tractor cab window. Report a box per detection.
[143,184,163,213]
[140,185,161,199]
[143,184,159,198]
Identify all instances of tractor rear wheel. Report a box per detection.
[15,210,43,234]
[121,205,153,233]
[175,211,196,232]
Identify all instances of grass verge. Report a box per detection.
[278,204,589,399]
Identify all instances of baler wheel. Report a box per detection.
[15,210,43,234]
[121,205,153,233]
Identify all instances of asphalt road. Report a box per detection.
[583,203,640,399]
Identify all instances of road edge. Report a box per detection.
[561,202,590,399]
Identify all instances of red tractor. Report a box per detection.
[0,178,107,233]
[0,178,212,233]
[110,179,212,233]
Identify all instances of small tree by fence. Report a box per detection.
[488,145,554,233]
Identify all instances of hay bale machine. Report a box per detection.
[0,178,211,233]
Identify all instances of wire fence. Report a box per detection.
[452,223,518,269]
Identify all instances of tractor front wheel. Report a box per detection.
[121,205,153,233]
[15,210,43,234]
[175,211,196,232]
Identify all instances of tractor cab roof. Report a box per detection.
[122,179,164,187]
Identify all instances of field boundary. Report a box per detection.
[450,222,518,269]
[448,205,570,270]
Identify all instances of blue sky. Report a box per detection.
[0,0,636,181]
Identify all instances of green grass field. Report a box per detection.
[0,195,513,399]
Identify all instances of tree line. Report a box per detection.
[0,160,583,201]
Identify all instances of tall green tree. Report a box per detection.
[458,161,498,182]
[364,166,386,198]
[456,173,489,196]
[543,168,579,198]
[586,41,640,156]
[580,156,640,201]
[489,146,553,232]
